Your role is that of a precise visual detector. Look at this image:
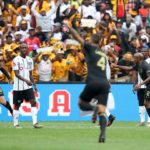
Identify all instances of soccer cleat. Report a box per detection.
[33,123,43,128]
[136,122,146,127]
[14,125,22,129]
[98,133,105,143]
[107,115,116,127]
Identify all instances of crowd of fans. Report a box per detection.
[0,0,150,83]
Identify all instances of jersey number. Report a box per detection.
[97,57,105,71]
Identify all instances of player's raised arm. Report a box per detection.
[0,63,12,83]
[64,20,84,46]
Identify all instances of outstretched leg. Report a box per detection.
[97,105,107,143]
[0,96,13,115]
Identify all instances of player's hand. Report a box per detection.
[111,63,118,68]
[8,79,13,84]
[133,84,141,91]
[34,85,38,92]
[25,80,33,86]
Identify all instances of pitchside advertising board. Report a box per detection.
[0,84,142,121]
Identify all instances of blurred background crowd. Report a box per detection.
[0,0,150,83]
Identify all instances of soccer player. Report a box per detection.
[133,53,150,125]
[0,64,13,115]
[114,53,150,126]
[65,22,110,143]
[12,43,43,128]
[92,59,116,127]
[113,53,150,127]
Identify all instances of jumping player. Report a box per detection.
[0,64,13,115]
[65,22,110,143]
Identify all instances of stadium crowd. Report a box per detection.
[0,0,150,83]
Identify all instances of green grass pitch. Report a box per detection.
[0,122,149,150]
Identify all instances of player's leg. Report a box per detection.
[0,96,13,116]
[13,91,22,128]
[96,82,110,143]
[25,89,43,128]
[0,87,13,115]
[78,99,96,111]
[78,84,96,112]
[137,89,146,126]
[105,108,116,127]
[144,86,150,125]
[97,104,107,143]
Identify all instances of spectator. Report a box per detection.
[55,0,71,23]
[122,14,137,41]
[16,5,31,30]
[78,0,97,20]
[37,52,52,82]
[51,22,62,40]
[31,0,55,40]
[24,27,41,55]
[18,20,29,41]
[52,52,69,82]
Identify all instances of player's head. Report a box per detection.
[90,34,100,45]
[133,53,143,64]
[19,42,28,57]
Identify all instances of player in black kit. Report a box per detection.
[133,53,150,122]
[65,21,110,143]
[0,64,13,115]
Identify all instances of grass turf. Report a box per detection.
[0,122,149,150]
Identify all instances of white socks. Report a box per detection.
[139,106,146,123]
[13,110,19,126]
[105,108,111,117]
[31,107,38,125]
[148,116,150,123]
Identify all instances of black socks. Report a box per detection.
[99,115,107,143]
[2,101,13,115]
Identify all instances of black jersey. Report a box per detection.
[133,60,150,86]
[84,42,107,83]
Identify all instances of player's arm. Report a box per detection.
[134,63,150,91]
[136,72,150,87]
[29,71,37,92]
[64,21,84,46]
[14,70,32,86]
[0,63,12,83]
[131,70,137,86]
[112,63,133,71]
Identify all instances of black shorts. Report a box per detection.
[144,86,150,101]
[80,80,110,106]
[0,87,4,96]
[13,88,35,106]
[137,89,145,106]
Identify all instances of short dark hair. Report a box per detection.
[91,34,100,44]
[6,34,12,39]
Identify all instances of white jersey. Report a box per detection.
[12,55,34,91]
[106,58,111,80]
